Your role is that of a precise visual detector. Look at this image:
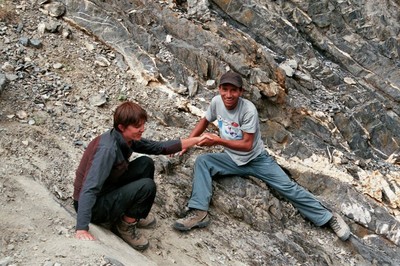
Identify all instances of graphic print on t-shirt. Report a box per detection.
[217,115,243,140]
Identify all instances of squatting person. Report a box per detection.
[73,101,208,250]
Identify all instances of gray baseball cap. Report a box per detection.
[219,72,243,88]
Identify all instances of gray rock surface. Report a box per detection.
[1,0,400,265]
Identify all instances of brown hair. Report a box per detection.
[113,101,148,131]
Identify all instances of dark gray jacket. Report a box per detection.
[73,128,181,230]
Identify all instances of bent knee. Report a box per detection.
[138,156,155,167]
[141,178,156,192]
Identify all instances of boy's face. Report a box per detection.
[119,122,145,142]
[218,84,243,110]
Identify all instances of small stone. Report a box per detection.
[89,94,107,107]
[22,140,29,146]
[206,79,216,89]
[279,60,297,77]
[29,39,43,48]
[62,28,72,39]
[118,94,127,101]
[16,110,28,119]
[94,56,110,67]
[84,42,95,51]
[2,62,14,72]
[45,2,66,17]
[344,77,356,85]
[38,22,46,35]
[53,63,63,69]
[16,22,24,33]
[46,21,62,33]
[5,74,18,81]
[19,37,29,46]
[73,140,83,146]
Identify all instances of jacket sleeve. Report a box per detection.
[76,146,116,231]
[131,138,182,155]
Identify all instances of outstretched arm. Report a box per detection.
[181,135,209,150]
[180,117,210,155]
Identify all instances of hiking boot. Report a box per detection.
[137,213,156,229]
[329,212,350,241]
[176,205,190,218]
[173,209,210,231]
[116,219,149,251]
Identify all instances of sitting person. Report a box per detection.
[73,101,208,250]
[173,71,351,241]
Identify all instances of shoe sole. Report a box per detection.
[132,242,149,251]
[172,219,211,231]
[112,227,150,251]
[339,231,351,241]
[115,233,150,251]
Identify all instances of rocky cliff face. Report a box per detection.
[1,0,400,265]
[61,0,400,164]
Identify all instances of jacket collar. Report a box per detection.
[111,128,132,155]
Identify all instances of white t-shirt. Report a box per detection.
[205,95,265,166]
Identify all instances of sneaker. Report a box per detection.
[137,213,156,229]
[116,219,149,251]
[173,209,210,231]
[329,212,351,241]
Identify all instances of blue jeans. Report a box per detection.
[188,152,332,226]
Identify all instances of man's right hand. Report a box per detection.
[75,230,95,240]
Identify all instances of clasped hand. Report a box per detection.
[198,133,218,147]
[178,133,218,156]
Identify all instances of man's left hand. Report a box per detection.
[198,133,219,147]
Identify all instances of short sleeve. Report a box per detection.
[240,104,258,134]
[205,96,219,122]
